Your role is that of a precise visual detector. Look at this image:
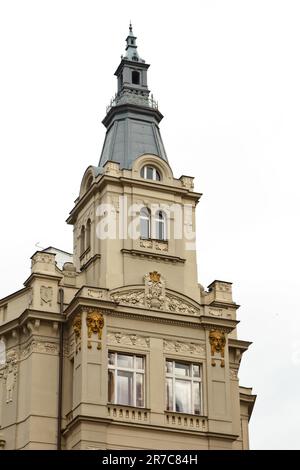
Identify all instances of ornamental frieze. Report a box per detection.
[163,340,205,356]
[107,332,150,349]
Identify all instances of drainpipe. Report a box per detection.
[57,287,64,450]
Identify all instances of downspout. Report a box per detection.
[57,287,64,450]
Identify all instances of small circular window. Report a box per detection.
[140,165,161,181]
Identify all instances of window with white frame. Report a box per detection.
[155,210,167,240]
[165,360,202,415]
[108,352,145,407]
[140,207,151,239]
[140,165,161,181]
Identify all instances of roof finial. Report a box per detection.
[129,21,133,34]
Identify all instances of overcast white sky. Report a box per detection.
[1,0,300,450]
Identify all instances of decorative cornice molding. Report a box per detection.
[121,249,185,264]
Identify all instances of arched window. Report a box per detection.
[132,71,140,85]
[86,219,91,250]
[80,226,85,254]
[155,210,167,240]
[140,165,161,181]
[140,207,151,239]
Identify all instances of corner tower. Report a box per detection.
[68,25,201,301]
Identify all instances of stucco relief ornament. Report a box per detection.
[86,312,104,350]
[40,286,53,307]
[0,351,18,403]
[144,271,165,309]
[73,314,82,353]
[209,330,226,367]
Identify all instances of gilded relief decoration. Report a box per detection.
[86,312,104,350]
[73,314,82,353]
[0,350,18,403]
[144,271,165,309]
[209,329,226,367]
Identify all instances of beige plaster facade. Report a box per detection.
[0,154,255,450]
[0,29,255,450]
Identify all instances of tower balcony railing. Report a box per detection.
[106,91,158,114]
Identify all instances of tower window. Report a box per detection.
[155,210,167,240]
[80,226,85,255]
[132,71,140,85]
[131,39,134,45]
[140,165,161,181]
[140,207,151,239]
[86,219,91,250]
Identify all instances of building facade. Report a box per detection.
[0,25,255,450]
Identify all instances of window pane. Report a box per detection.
[193,365,200,378]
[193,382,201,415]
[136,373,144,407]
[175,380,191,413]
[108,352,115,366]
[166,378,173,411]
[146,167,153,179]
[175,362,190,377]
[108,370,115,403]
[157,221,164,240]
[165,360,173,374]
[140,218,149,239]
[135,356,144,370]
[117,371,133,405]
[117,354,133,369]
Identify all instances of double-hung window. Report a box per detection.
[108,352,145,407]
[165,360,202,415]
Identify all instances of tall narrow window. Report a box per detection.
[86,219,91,250]
[140,207,151,239]
[108,352,145,407]
[165,360,202,415]
[155,210,167,240]
[132,71,140,85]
[80,226,85,255]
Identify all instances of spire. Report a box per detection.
[124,22,143,62]
[98,25,168,170]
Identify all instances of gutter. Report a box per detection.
[57,288,64,450]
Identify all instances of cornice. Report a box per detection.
[228,338,252,351]
[24,272,63,287]
[0,309,64,336]
[121,248,185,264]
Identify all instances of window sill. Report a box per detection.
[79,246,91,261]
